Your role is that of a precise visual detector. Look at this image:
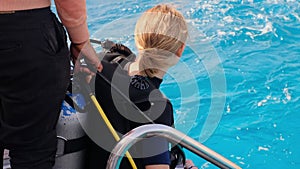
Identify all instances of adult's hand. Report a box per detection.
[70,40,103,82]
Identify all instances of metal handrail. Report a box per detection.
[106,124,241,169]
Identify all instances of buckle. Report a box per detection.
[56,136,68,157]
[0,11,15,14]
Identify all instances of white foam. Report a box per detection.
[258,146,269,151]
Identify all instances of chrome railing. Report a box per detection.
[106,124,241,169]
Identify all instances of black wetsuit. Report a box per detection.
[85,53,174,168]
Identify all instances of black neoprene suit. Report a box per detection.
[85,55,174,168]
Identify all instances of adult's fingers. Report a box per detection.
[71,40,102,72]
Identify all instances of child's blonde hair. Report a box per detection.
[134,4,188,77]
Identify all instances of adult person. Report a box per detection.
[86,4,197,169]
[0,0,101,168]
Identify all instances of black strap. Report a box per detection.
[57,135,89,156]
[64,135,89,154]
[64,94,74,108]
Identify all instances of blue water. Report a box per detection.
[59,0,300,168]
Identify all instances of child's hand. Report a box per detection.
[184,160,198,169]
[110,43,133,56]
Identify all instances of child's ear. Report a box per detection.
[176,44,185,57]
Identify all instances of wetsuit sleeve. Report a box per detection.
[54,0,89,44]
[142,137,171,166]
[152,100,174,126]
[136,100,174,165]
